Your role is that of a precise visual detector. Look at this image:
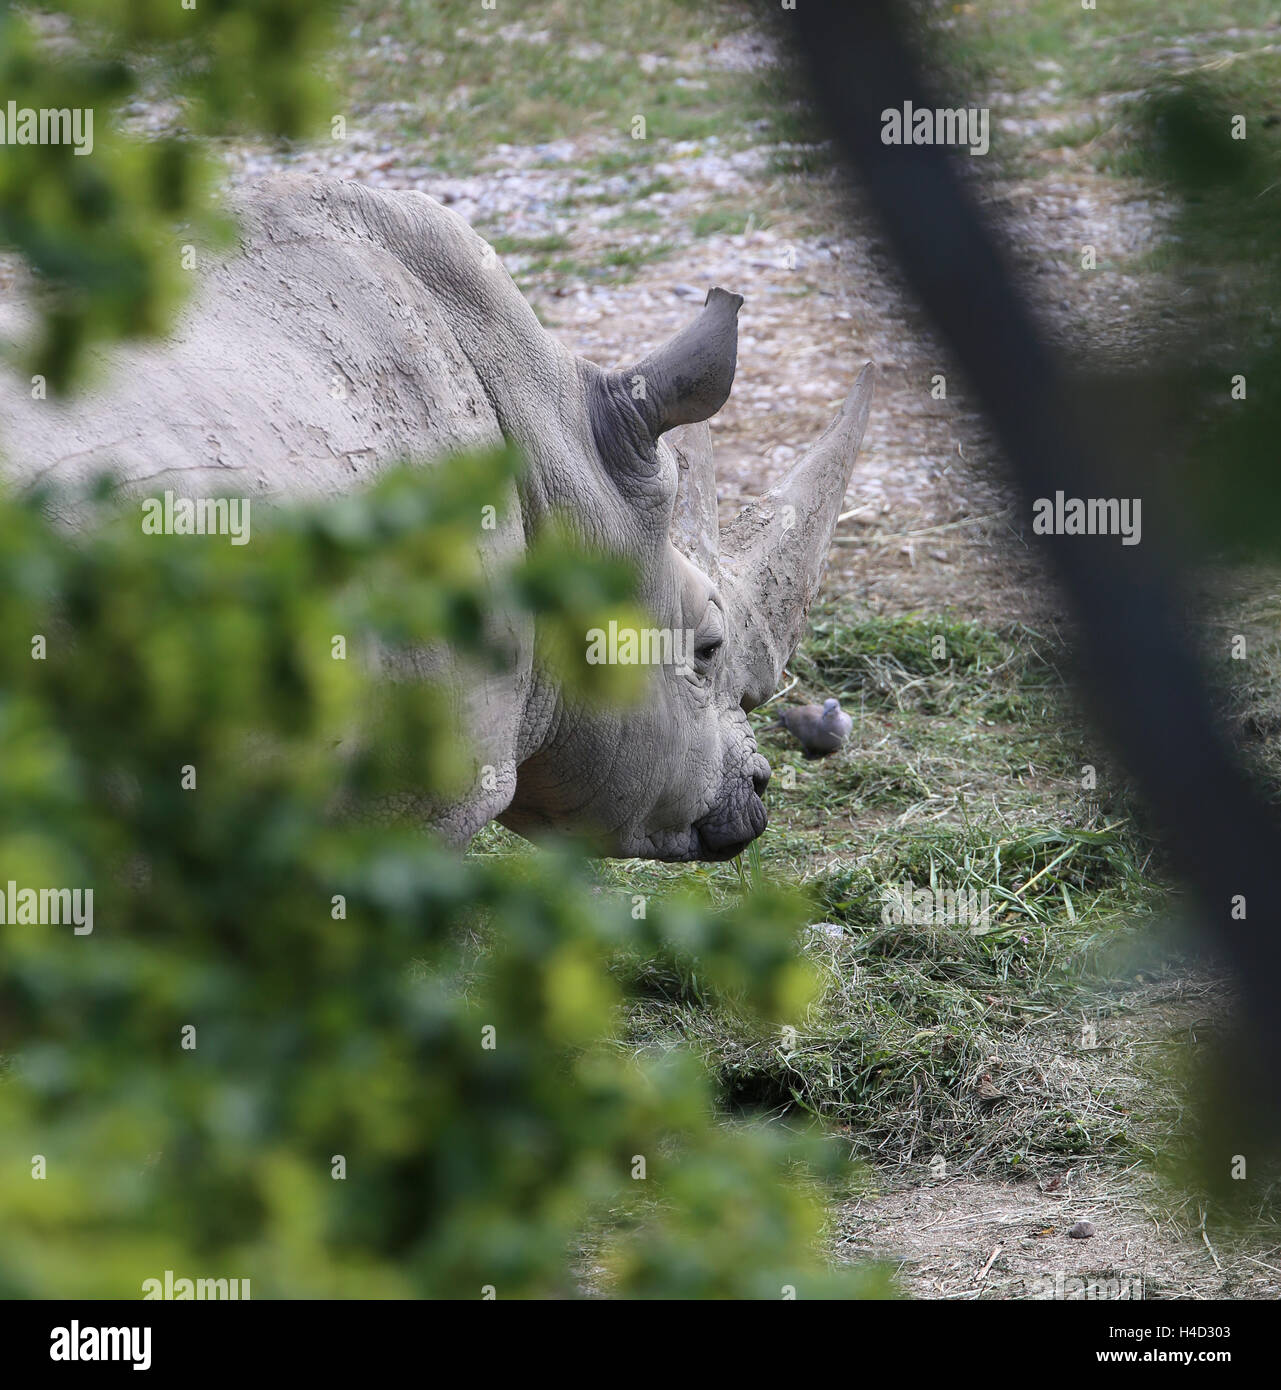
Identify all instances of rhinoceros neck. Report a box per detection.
[350,183,570,460]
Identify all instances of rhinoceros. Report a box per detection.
[0,176,873,860]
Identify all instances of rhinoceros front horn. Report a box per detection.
[719,363,875,711]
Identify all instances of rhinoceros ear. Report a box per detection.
[721,363,875,711]
[619,287,743,440]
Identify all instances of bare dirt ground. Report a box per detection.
[838,1170,1278,1300]
[833,977,1281,1300]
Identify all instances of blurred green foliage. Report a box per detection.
[0,455,885,1298]
[1134,80,1281,559]
[0,0,343,388]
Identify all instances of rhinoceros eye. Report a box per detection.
[693,604,725,670]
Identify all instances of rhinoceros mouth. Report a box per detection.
[689,790,768,862]
[694,830,758,862]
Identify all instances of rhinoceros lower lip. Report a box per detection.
[691,795,767,862]
[695,832,756,862]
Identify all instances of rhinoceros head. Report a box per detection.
[499,288,874,861]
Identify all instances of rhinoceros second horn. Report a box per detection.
[676,363,875,711]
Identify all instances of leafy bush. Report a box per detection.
[0,0,344,387]
[0,457,886,1298]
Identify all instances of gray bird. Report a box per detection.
[771,697,853,758]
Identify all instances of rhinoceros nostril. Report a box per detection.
[752,762,771,795]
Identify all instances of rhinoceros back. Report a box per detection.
[0,177,563,507]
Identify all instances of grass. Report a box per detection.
[501,605,1180,1179]
[928,0,1281,179]
[689,207,753,238]
[594,241,678,283]
[483,232,572,256]
[608,821,1169,1178]
[471,230,575,279]
[521,583,1281,1233]
[936,0,1281,102]
[339,0,771,174]
[606,206,665,231]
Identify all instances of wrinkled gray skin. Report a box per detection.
[0,176,873,860]
[777,698,853,758]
